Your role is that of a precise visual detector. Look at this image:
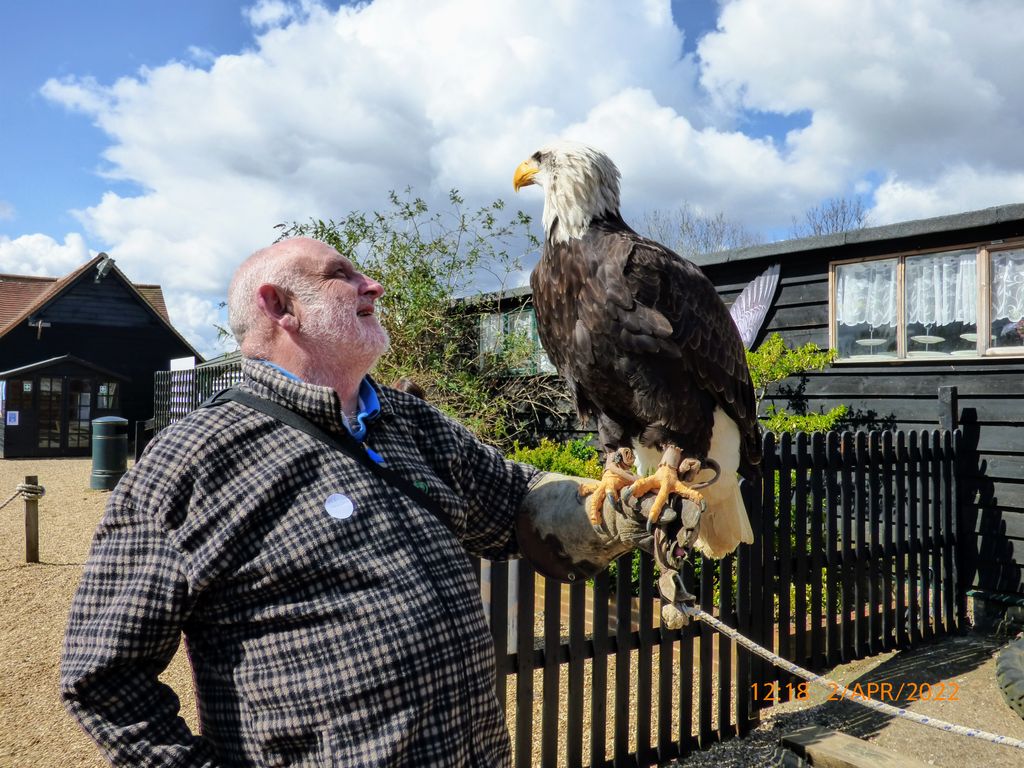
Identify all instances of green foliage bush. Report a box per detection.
[507,438,602,479]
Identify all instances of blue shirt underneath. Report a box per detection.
[258,361,383,463]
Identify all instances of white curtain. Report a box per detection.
[835,259,897,327]
[991,248,1024,322]
[904,250,977,326]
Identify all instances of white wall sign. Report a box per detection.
[6,411,18,426]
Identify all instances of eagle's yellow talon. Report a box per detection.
[579,448,637,528]
[630,463,705,528]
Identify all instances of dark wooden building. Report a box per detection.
[694,203,1024,597]
[0,253,201,457]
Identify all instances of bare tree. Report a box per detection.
[790,196,871,238]
[640,203,762,260]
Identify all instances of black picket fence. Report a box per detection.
[478,428,966,768]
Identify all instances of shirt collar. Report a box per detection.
[348,378,381,441]
[254,359,382,440]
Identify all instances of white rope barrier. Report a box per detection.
[0,482,44,512]
[681,603,1024,751]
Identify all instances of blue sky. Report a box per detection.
[0,2,252,237]
[2,0,1024,358]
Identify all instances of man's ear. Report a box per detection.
[256,284,300,333]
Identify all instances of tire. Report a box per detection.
[996,635,1024,720]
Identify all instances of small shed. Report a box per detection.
[0,355,128,457]
[0,253,201,457]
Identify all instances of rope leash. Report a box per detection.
[0,483,45,512]
[680,603,1024,751]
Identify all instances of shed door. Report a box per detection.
[37,377,63,451]
[67,378,92,450]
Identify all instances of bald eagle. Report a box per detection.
[513,142,760,558]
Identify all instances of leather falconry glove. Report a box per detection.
[516,472,704,628]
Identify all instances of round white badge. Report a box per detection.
[324,493,354,520]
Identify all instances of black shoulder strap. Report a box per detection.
[202,387,456,534]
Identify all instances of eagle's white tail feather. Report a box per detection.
[696,408,751,558]
[695,473,753,558]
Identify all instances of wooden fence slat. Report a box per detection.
[735,479,755,736]
[868,431,882,656]
[953,430,967,629]
[637,553,655,765]
[853,432,868,659]
[489,561,509,706]
[840,431,855,661]
[942,431,955,634]
[896,431,910,648]
[907,431,921,645]
[677,564,695,757]
[590,571,610,768]
[657,587,675,763]
[777,432,793,683]
[881,431,896,652]
[698,553,714,748]
[825,431,842,666]
[931,430,944,636]
[514,561,535,768]
[542,577,561,767]
[918,430,932,643]
[757,432,777,700]
[717,553,734,735]
[567,579,586,768]
[614,556,631,768]
[810,433,826,669]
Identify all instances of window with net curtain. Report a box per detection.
[991,248,1024,348]
[834,247,1024,359]
[904,249,977,357]
[834,258,899,358]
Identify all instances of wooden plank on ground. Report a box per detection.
[782,725,932,768]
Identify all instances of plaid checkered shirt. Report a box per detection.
[61,359,539,766]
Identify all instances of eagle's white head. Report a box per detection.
[513,141,621,245]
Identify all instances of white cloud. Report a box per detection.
[163,292,234,359]
[698,0,1024,178]
[872,166,1024,224]
[0,233,92,276]
[11,0,1024,355]
[244,0,303,29]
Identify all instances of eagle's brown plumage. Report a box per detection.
[515,142,760,557]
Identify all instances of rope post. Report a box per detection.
[25,475,39,564]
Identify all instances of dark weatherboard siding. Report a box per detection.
[700,207,1024,595]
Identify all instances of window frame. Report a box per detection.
[829,237,1024,362]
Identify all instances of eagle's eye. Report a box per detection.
[532,151,543,163]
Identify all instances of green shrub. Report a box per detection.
[508,438,602,479]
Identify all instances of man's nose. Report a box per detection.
[361,275,384,298]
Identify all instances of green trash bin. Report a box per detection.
[90,416,129,490]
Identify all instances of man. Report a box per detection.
[61,237,659,767]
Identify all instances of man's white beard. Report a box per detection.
[300,292,390,385]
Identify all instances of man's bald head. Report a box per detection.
[227,237,320,353]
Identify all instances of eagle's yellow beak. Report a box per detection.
[513,159,539,191]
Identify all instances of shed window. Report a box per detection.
[990,248,1024,349]
[478,308,555,375]
[97,382,119,409]
[832,243,1024,360]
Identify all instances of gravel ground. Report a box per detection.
[2,457,1022,767]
